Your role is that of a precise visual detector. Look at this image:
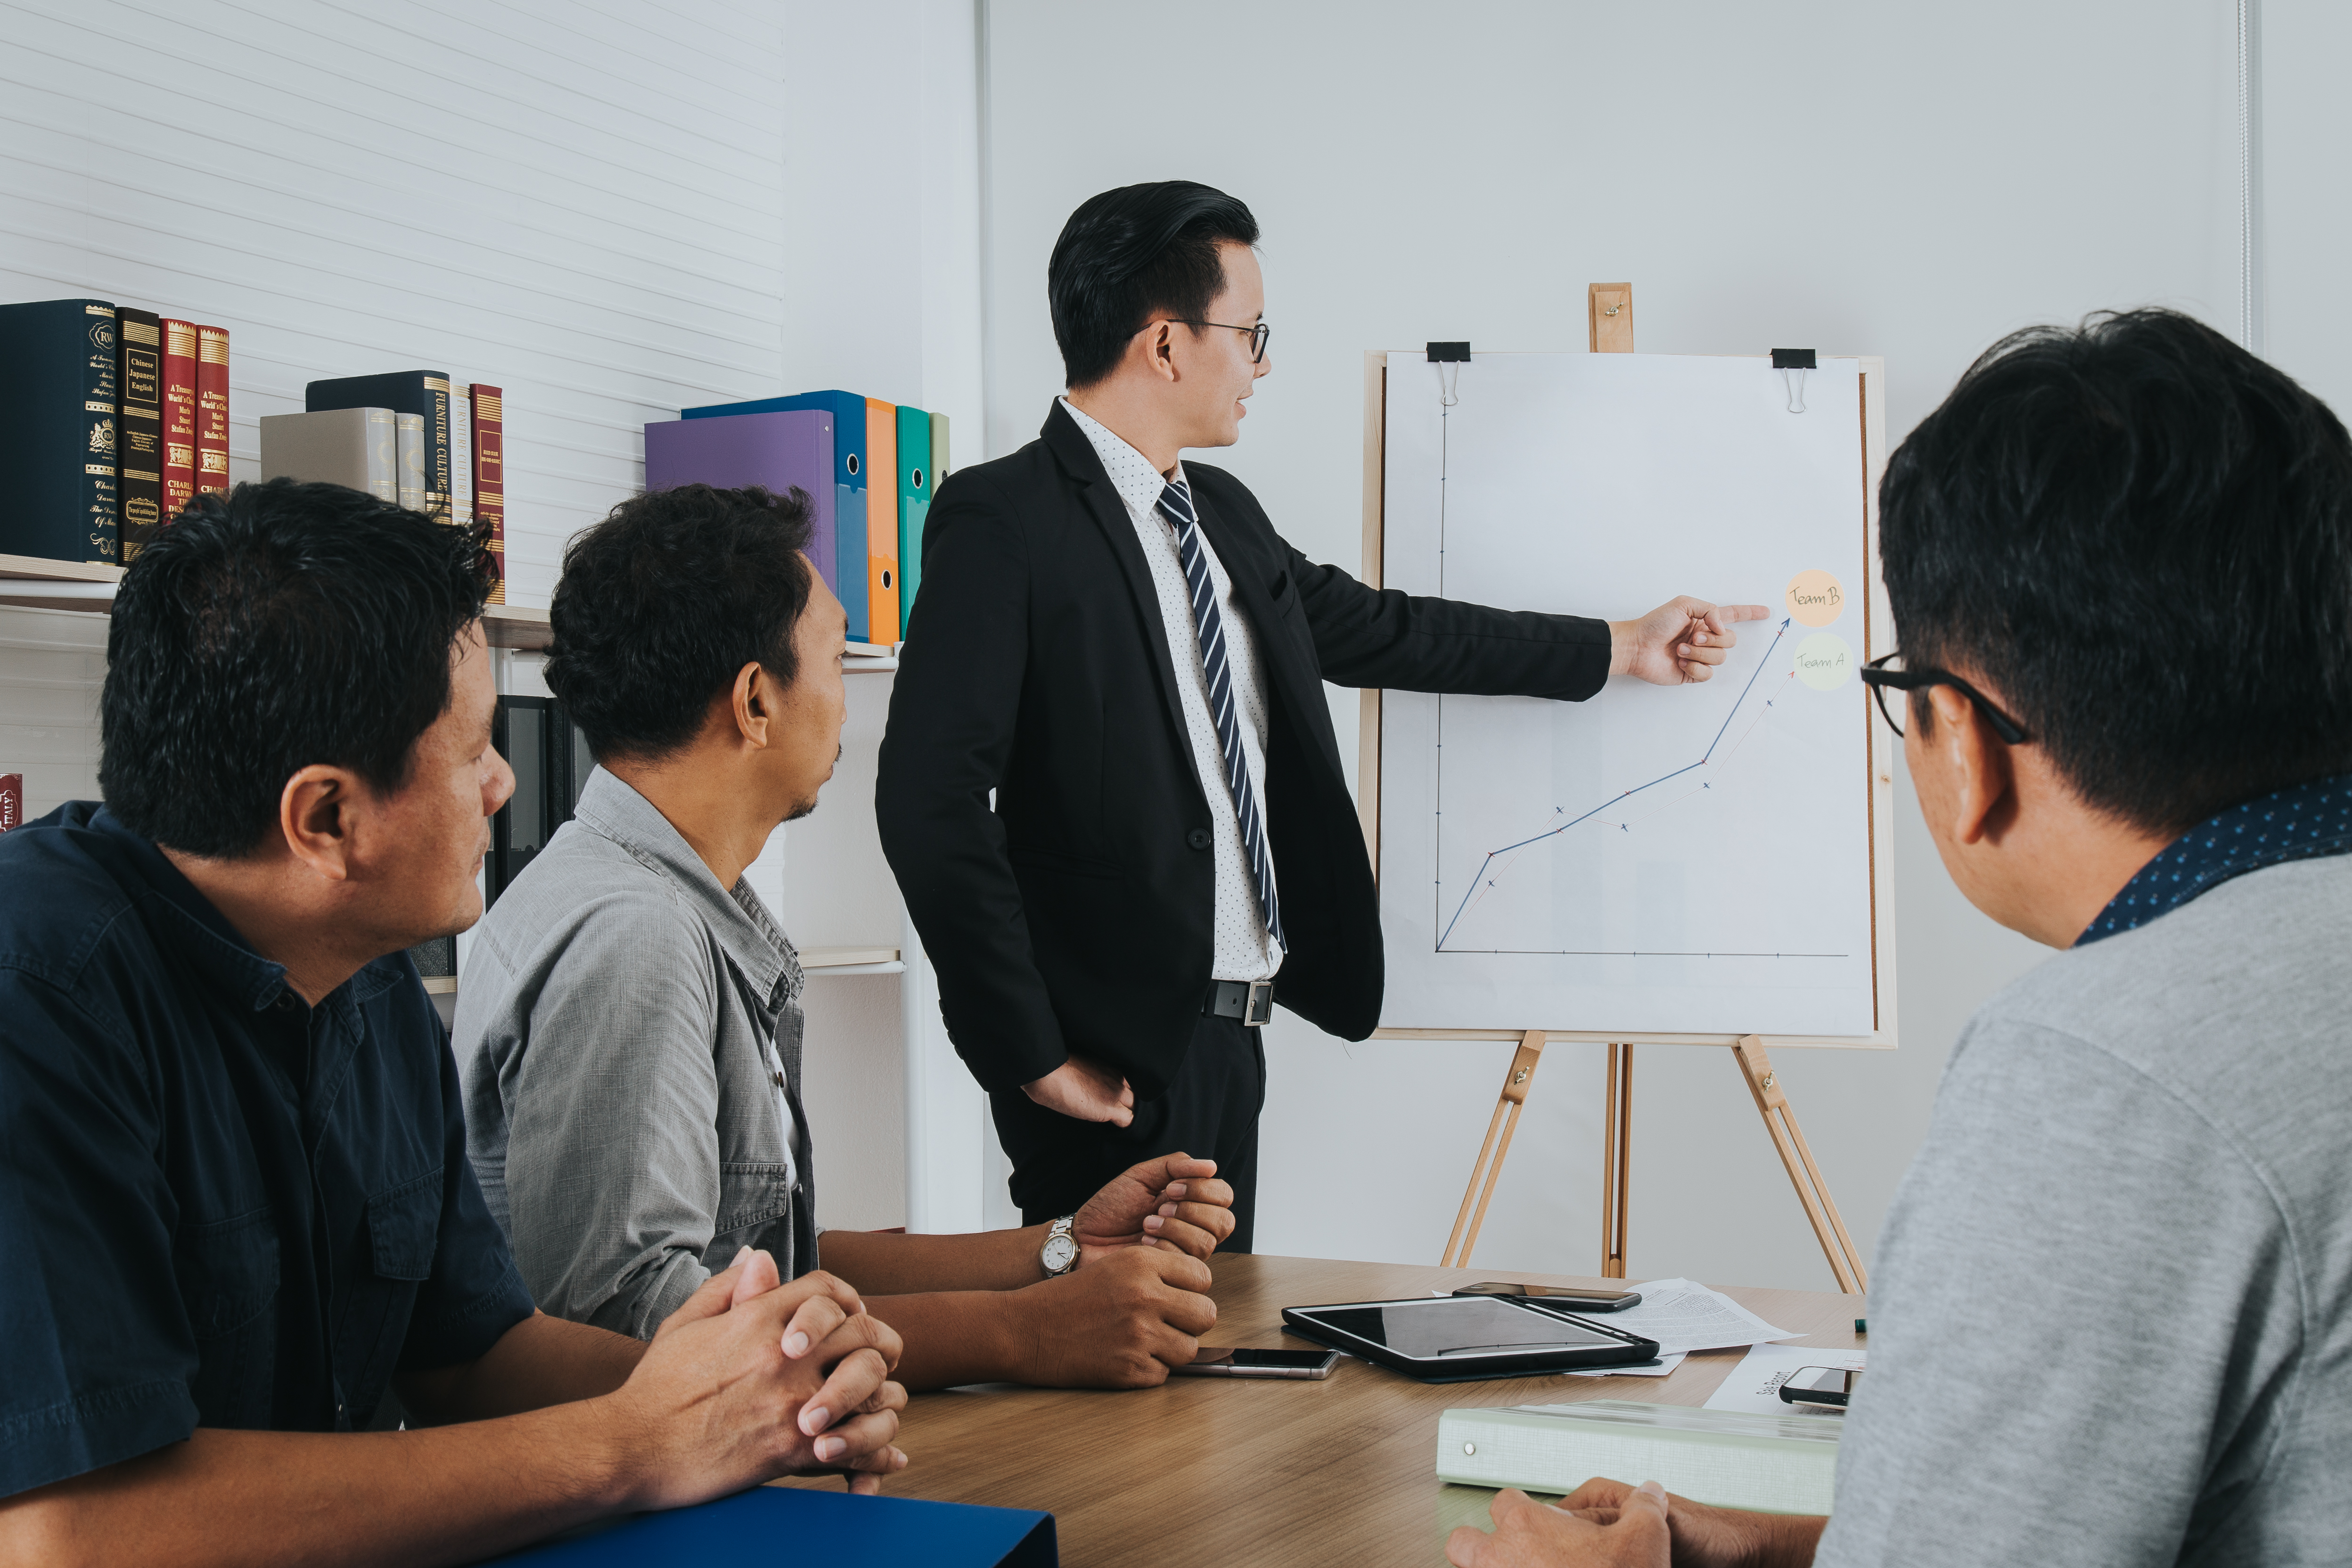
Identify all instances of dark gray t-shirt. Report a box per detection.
[1817,857,2352,1566]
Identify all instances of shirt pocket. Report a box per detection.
[175,1207,280,1430]
[710,1161,798,1277]
[332,1170,444,1428]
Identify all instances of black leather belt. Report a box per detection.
[1203,978,1276,1026]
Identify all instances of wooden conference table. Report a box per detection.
[780,1254,1866,1567]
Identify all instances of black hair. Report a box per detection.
[100,480,495,857]
[1879,307,2352,834]
[1048,181,1261,389]
[544,483,818,763]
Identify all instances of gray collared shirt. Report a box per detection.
[453,766,815,1339]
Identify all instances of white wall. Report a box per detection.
[976,0,2264,1289]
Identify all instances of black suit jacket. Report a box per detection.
[876,403,1611,1100]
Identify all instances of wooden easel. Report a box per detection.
[1387,286,1885,1297]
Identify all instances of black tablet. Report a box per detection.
[1280,1295,1661,1382]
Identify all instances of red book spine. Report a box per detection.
[470,385,504,604]
[159,319,198,522]
[194,324,229,499]
[0,773,21,833]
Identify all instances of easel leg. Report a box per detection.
[1600,1043,1632,1277]
[1730,1036,1870,1294]
[1441,1031,1546,1268]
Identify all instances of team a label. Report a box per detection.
[1794,632,1853,691]
[1786,568,1844,627]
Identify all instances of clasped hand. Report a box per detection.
[600,1249,909,1507]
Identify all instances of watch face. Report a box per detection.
[1042,1233,1079,1273]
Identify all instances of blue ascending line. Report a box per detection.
[1436,617,1794,950]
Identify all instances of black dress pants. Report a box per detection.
[990,1013,1267,1253]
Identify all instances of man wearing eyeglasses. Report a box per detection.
[1448,309,2352,1568]
[877,180,1763,1249]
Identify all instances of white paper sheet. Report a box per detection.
[1701,1341,1866,1417]
[1602,1278,1800,1357]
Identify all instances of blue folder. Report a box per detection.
[483,1485,1056,1566]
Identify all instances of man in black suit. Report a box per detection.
[877,181,1764,1251]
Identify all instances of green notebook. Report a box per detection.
[1436,1399,1841,1516]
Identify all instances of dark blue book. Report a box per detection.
[307,370,452,522]
[481,1485,1056,1567]
[682,390,869,636]
[0,298,121,566]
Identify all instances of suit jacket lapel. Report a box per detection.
[1041,402,1195,757]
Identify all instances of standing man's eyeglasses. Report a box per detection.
[1858,653,2032,744]
[1173,320,1271,363]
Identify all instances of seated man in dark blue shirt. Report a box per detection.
[0,482,909,1566]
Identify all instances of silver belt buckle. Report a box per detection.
[1243,978,1275,1027]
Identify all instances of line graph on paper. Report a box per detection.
[1376,350,1880,1036]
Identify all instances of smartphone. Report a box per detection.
[1779,1366,1863,1409]
[1453,1281,1644,1313]
[1172,1346,1341,1379]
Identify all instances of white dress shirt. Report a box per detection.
[1059,397,1283,982]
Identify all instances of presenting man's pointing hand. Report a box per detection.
[1610,597,1773,685]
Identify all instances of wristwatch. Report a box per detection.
[1040,1215,1079,1277]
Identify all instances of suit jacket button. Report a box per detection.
[1186,828,1212,850]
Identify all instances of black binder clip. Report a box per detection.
[1772,348,1816,414]
[1428,341,1471,406]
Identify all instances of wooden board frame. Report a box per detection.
[1356,348,1899,1054]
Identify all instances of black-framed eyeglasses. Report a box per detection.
[1176,319,1271,363]
[1858,653,2032,744]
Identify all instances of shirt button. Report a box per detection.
[1187,828,1212,850]
[273,992,296,1012]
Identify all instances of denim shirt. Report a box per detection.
[453,767,815,1340]
[0,805,532,1499]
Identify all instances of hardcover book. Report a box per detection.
[306,370,451,521]
[1436,1400,1841,1516]
[643,409,837,597]
[114,308,164,561]
[896,402,931,637]
[194,324,230,500]
[680,390,869,637]
[450,384,472,526]
[470,385,504,603]
[259,408,397,501]
[1,772,22,833]
[159,318,198,524]
[0,298,119,565]
[396,413,426,511]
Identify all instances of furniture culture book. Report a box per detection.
[680,389,869,639]
[193,324,229,501]
[159,318,198,524]
[864,395,900,644]
[0,298,120,565]
[307,370,450,520]
[259,408,397,501]
[1436,1400,1841,1516]
[643,408,838,598]
[483,1483,1056,1567]
[470,385,505,602]
[114,307,164,561]
[896,402,930,636]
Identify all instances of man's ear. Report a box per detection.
[1923,684,2016,846]
[1147,320,1179,382]
[731,659,770,748]
[278,764,364,883]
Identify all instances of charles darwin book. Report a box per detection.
[194,324,230,500]
[306,370,450,521]
[680,390,867,638]
[0,298,119,565]
[643,408,837,597]
[470,385,504,603]
[159,318,198,524]
[396,413,426,511]
[450,384,472,526]
[896,402,930,637]
[1436,1400,1841,1517]
[258,408,397,501]
[114,308,164,561]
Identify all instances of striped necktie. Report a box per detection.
[1155,478,1286,950]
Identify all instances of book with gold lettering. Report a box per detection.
[159,318,198,525]
[306,370,451,522]
[114,307,164,561]
[0,298,120,565]
[194,324,230,501]
[470,385,504,602]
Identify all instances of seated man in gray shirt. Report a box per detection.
[1447,310,2352,1568]
[456,482,1234,1390]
